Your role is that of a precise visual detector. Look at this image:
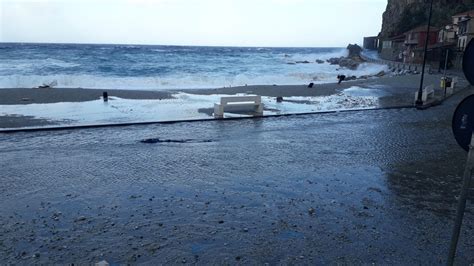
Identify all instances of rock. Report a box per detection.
[276,96,284,103]
[74,216,87,222]
[308,83,314,88]
[327,57,343,65]
[315,59,325,64]
[347,44,363,58]
[308,207,316,215]
[327,56,360,70]
[375,71,386,77]
[295,60,310,64]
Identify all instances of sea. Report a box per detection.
[0,43,387,90]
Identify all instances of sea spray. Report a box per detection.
[0,43,388,90]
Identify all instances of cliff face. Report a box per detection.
[380,0,472,38]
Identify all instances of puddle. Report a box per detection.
[343,86,391,97]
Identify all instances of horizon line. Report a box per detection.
[0,41,354,49]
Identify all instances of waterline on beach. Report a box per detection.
[0,88,381,128]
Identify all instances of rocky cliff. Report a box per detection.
[380,0,473,38]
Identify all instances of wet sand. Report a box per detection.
[0,72,469,129]
[0,88,174,105]
[0,73,466,105]
[1,89,473,264]
[0,73,460,105]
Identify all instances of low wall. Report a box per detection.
[361,54,433,73]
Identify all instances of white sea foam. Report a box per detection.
[0,92,380,128]
[0,61,389,90]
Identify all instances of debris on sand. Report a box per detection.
[140,138,213,144]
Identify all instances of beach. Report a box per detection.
[1,88,473,264]
[0,72,469,129]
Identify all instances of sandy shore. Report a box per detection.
[0,88,173,105]
[0,73,465,105]
[0,72,469,129]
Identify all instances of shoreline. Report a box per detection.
[0,73,469,129]
[0,73,459,105]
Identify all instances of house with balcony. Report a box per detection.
[403,26,439,64]
[457,16,474,51]
[438,25,457,44]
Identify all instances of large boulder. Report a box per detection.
[347,44,363,58]
[326,44,365,70]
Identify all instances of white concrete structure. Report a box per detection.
[415,85,435,103]
[214,96,264,118]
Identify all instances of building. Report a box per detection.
[449,10,474,51]
[363,36,378,50]
[403,26,439,64]
[457,16,474,51]
[438,25,457,44]
[452,10,474,27]
[379,34,405,61]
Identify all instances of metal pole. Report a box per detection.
[447,134,474,265]
[444,50,449,98]
[444,49,449,77]
[415,0,434,107]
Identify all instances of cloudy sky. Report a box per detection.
[0,0,387,47]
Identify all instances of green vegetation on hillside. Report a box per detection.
[396,1,474,34]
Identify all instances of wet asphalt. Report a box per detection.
[0,89,474,264]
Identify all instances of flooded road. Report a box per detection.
[0,89,473,264]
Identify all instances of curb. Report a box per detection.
[0,105,415,134]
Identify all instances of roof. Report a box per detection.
[404,25,439,34]
[453,10,474,18]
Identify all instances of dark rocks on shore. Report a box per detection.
[315,59,325,64]
[347,44,363,58]
[327,57,361,70]
[375,71,386,77]
[326,44,365,70]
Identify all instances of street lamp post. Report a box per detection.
[415,0,435,108]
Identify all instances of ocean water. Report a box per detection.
[0,43,388,90]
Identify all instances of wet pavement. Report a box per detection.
[1,88,474,264]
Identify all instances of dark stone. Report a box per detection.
[347,44,363,58]
[308,83,314,88]
[276,96,284,103]
[140,138,213,144]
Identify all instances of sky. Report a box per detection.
[0,0,387,47]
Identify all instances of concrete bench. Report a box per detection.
[449,77,458,89]
[214,96,264,118]
[414,85,435,103]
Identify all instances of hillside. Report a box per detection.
[380,0,474,38]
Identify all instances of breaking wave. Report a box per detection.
[0,44,388,90]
